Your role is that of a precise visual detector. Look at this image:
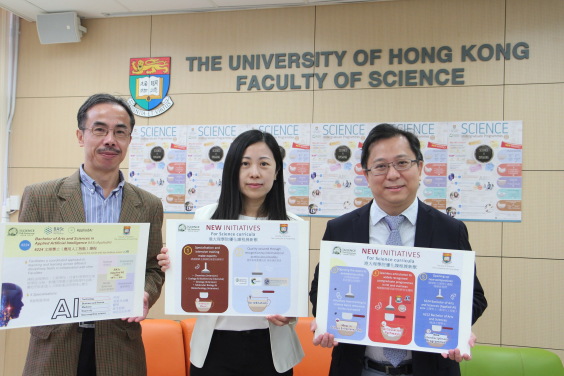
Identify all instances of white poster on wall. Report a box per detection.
[248,124,311,216]
[184,124,248,213]
[446,121,522,221]
[129,126,187,212]
[309,123,374,217]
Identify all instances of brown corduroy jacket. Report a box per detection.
[19,170,165,376]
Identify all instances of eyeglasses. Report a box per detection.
[83,126,131,139]
[364,159,419,176]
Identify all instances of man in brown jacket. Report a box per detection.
[19,93,165,376]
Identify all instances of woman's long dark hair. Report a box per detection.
[211,130,289,220]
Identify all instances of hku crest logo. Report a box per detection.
[280,224,288,234]
[127,57,173,117]
[123,226,131,235]
[442,253,452,264]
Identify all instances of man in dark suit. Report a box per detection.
[310,124,487,376]
[19,94,165,376]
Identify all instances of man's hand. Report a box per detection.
[157,247,170,272]
[266,315,293,326]
[121,291,150,323]
[442,332,476,362]
[311,318,338,348]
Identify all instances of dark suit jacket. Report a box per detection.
[19,170,165,376]
[309,200,487,376]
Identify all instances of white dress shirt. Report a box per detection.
[364,198,419,363]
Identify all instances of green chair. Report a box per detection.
[461,345,564,376]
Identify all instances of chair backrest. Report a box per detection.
[293,317,333,376]
[180,318,197,375]
[460,345,564,376]
[140,319,186,376]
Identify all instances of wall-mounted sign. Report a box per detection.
[127,57,174,117]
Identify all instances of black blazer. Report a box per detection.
[309,200,487,376]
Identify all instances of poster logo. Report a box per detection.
[178,224,186,232]
[19,240,31,251]
[332,246,341,255]
[44,227,52,235]
[127,57,173,117]
[280,224,288,234]
[7,228,17,236]
[442,253,452,264]
[123,226,131,235]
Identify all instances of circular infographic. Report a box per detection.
[209,146,224,162]
[334,145,352,163]
[150,146,165,162]
[474,144,494,163]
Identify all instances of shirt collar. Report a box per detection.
[80,165,125,194]
[370,198,419,227]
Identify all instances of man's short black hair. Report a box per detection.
[361,123,423,169]
[77,93,135,131]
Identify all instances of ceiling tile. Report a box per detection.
[214,0,305,6]
[115,0,214,13]
[27,0,129,18]
[0,0,45,21]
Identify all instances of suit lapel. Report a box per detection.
[414,199,433,248]
[119,183,142,224]
[57,170,86,223]
[353,201,372,243]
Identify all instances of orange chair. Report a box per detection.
[180,318,197,375]
[294,317,333,376]
[141,319,187,376]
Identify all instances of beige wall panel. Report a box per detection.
[472,257,501,345]
[3,328,30,376]
[313,86,503,123]
[151,7,315,94]
[503,171,563,259]
[310,217,330,250]
[463,222,501,257]
[9,167,76,202]
[501,258,564,349]
[17,17,151,98]
[0,330,5,376]
[11,98,144,169]
[314,0,505,90]
[148,91,313,125]
[504,84,564,171]
[505,0,564,84]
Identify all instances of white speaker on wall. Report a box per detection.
[36,12,87,45]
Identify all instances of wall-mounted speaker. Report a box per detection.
[36,12,87,45]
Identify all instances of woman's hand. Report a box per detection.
[266,315,293,326]
[157,247,170,272]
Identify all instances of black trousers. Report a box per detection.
[77,328,96,376]
[190,329,293,376]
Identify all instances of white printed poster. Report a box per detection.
[0,223,149,329]
[314,240,475,354]
[129,126,187,212]
[184,125,248,212]
[249,124,311,216]
[165,220,310,316]
[310,123,373,216]
[446,121,522,221]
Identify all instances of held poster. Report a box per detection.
[129,125,187,212]
[165,220,310,317]
[0,223,150,329]
[314,240,475,354]
[129,121,522,221]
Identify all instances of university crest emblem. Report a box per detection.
[123,226,131,235]
[127,57,173,117]
[280,224,288,234]
[442,253,452,264]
